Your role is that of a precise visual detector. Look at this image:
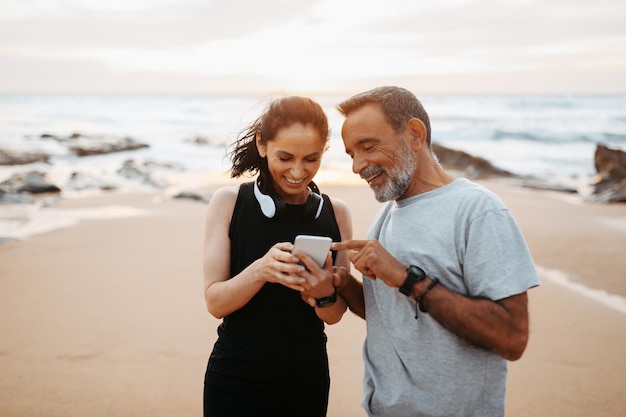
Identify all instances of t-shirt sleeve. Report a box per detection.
[463,208,540,301]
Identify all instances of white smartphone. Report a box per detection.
[292,235,332,268]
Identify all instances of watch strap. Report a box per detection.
[315,288,337,307]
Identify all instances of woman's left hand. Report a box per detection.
[292,251,336,304]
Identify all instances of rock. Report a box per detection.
[432,143,514,178]
[0,189,35,204]
[143,160,185,171]
[116,159,167,188]
[65,172,118,191]
[173,191,210,203]
[591,144,626,203]
[0,171,61,194]
[595,144,626,181]
[0,148,50,166]
[189,136,211,145]
[186,136,223,146]
[589,178,626,203]
[68,135,149,157]
[521,179,578,194]
[38,132,149,157]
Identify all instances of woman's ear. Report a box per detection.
[255,132,266,158]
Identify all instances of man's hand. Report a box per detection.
[332,239,406,287]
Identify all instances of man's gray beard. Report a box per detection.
[371,143,416,202]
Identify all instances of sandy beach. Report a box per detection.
[1,179,625,417]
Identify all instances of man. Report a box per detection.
[331,86,539,417]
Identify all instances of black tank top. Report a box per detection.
[208,181,342,379]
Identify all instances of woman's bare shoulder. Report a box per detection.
[329,196,351,216]
[207,184,241,212]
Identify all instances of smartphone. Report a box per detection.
[292,235,332,268]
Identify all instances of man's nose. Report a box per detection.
[352,154,367,175]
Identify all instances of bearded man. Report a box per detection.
[331,86,539,417]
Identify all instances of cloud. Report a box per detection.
[1,0,625,93]
[0,0,321,49]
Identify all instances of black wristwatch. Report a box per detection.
[399,265,426,297]
[315,288,337,307]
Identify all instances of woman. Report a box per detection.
[202,95,352,417]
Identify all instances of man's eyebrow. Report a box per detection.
[345,138,377,155]
[356,137,378,146]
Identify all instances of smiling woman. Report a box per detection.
[255,123,324,204]
[200,94,353,417]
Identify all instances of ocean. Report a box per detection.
[1,92,626,313]
[2,93,625,191]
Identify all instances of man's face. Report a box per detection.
[341,104,416,202]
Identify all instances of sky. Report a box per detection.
[1,0,626,95]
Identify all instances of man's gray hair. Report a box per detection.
[337,86,432,145]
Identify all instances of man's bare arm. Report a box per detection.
[416,280,530,361]
[333,266,366,319]
[333,239,531,360]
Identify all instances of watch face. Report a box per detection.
[316,298,334,307]
[316,289,337,307]
[408,265,426,280]
[400,265,426,296]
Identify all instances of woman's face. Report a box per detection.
[257,123,326,204]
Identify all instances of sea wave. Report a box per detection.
[0,203,146,241]
[537,265,626,315]
[492,129,626,144]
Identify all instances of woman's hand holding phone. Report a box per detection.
[292,235,336,304]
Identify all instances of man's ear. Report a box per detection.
[407,118,427,149]
[255,132,266,158]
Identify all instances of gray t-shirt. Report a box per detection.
[362,178,539,417]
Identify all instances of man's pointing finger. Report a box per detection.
[331,240,368,252]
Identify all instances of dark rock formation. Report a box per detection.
[0,171,61,194]
[40,132,149,157]
[186,136,221,146]
[590,144,626,203]
[172,191,210,203]
[65,172,118,191]
[116,159,167,188]
[595,143,626,181]
[520,179,578,194]
[432,143,514,178]
[0,148,50,165]
[68,135,149,157]
[0,189,36,204]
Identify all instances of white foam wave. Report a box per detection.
[0,204,145,240]
[537,265,626,315]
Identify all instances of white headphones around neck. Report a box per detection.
[253,178,323,220]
